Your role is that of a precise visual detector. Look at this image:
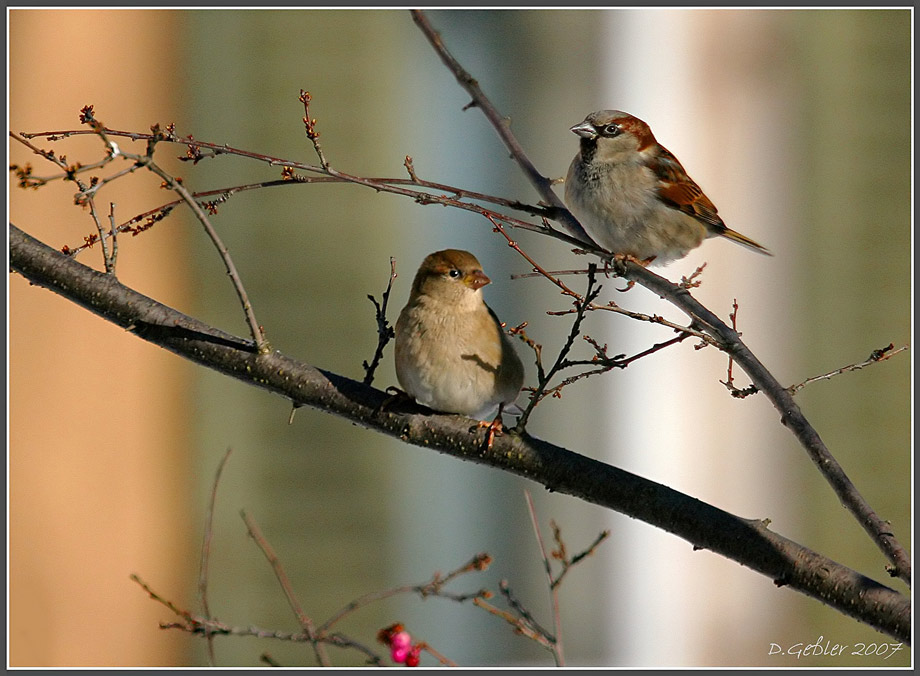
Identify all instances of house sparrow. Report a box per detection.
[394,250,524,439]
[565,110,771,265]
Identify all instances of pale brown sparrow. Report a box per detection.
[394,249,524,436]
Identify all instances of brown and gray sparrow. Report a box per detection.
[565,110,771,265]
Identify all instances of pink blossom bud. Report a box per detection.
[391,631,412,650]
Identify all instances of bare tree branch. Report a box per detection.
[409,9,594,248]
[11,125,270,354]
[409,9,910,587]
[12,128,582,252]
[10,222,909,642]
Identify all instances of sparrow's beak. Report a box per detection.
[465,269,491,290]
[570,121,597,140]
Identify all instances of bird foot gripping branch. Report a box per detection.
[474,412,507,452]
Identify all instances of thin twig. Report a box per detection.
[58,179,295,257]
[403,154,554,218]
[524,491,563,665]
[409,9,594,247]
[362,257,398,386]
[106,202,118,272]
[137,154,269,353]
[531,332,693,403]
[515,264,602,430]
[9,155,117,188]
[131,573,195,623]
[242,510,330,666]
[725,299,738,387]
[497,580,556,647]
[498,224,700,416]
[471,596,554,649]
[9,129,119,273]
[14,126,583,261]
[551,528,609,591]
[316,553,492,635]
[416,641,458,668]
[134,571,383,664]
[299,90,329,170]
[85,195,114,274]
[787,344,909,395]
[198,447,233,666]
[679,263,707,289]
[599,332,690,369]
[22,122,541,203]
[720,299,758,398]
[491,216,714,344]
[512,268,593,280]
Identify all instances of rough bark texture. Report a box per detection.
[10,223,910,642]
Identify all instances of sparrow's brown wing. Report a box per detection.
[647,144,727,232]
[649,145,772,255]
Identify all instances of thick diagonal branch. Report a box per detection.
[410,9,910,587]
[10,223,910,642]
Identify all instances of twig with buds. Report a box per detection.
[299,90,329,170]
[403,154,555,218]
[129,576,384,665]
[787,343,909,395]
[132,451,497,666]
[492,216,714,344]
[470,491,611,667]
[13,111,271,353]
[505,259,602,431]
[472,591,555,652]
[317,552,494,637]
[14,120,586,254]
[720,299,758,398]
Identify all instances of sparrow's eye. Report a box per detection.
[448,269,462,278]
[602,124,621,137]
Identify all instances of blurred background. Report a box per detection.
[9,8,911,668]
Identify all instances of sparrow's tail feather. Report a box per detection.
[720,227,773,256]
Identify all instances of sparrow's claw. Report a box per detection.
[600,258,614,278]
[375,386,412,416]
[607,253,649,291]
[612,252,655,267]
[473,415,505,451]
